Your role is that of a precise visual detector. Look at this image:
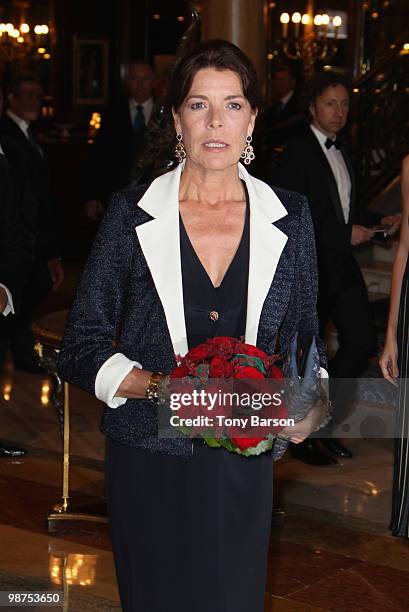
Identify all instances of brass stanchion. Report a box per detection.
[62,382,70,512]
[46,377,108,528]
[32,312,108,531]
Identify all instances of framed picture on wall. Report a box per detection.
[73,37,109,105]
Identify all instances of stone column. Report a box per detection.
[201,0,266,87]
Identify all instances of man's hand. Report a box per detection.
[380,215,401,236]
[0,286,7,314]
[85,199,104,221]
[48,259,64,291]
[351,224,375,246]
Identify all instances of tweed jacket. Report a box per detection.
[57,163,325,457]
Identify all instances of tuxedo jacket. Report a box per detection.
[0,116,60,262]
[274,125,381,307]
[58,163,326,457]
[84,100,152,204]
[0,154,31,304]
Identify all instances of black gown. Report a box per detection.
[105,191,274,611]
[390,248,409,538]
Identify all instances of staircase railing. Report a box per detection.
[351,42,409,204]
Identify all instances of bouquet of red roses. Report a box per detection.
[168,336,288,457]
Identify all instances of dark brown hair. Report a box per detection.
[168,39,261,112]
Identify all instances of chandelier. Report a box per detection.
[362,1,391,20]
[0,1,50,61]
[278,10,343,77]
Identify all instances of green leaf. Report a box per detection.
[202,437,222,448]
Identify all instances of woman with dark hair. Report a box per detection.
[58,39,326,611]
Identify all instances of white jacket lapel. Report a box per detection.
[135,164,188,357]
[238,164,288,345]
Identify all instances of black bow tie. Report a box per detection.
[325,138,341,150]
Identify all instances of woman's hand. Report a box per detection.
[379,337,399,386]
[115,368,152,399]
[380,215,401,236]
[279,400,328,444]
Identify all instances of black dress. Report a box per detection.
[105,191,274,611]
[390,250,409,538]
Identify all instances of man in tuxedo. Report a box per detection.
[84,60,156,221]
[0,74,63,373]
[275,72,400,465]
[0,152,32,456]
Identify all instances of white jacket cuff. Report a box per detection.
[95,352,142,408]
[0,284,14,316]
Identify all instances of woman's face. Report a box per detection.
[173,67,257,172]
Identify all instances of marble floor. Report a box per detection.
[1,363,408,612]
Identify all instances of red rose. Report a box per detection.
[234,365,265,379]
[231,437,263,450]
[208,337,239,359]
[235,342,269,362]
[177,401,200,420]
[269,364,284,379]
[209,356,234,378]
[187,344,212,362]
[171,364,190,378]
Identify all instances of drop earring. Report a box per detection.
[175,133,187,163]
[240,135,255,165]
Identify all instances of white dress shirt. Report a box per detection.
[310,124,352,223]
[280,89,294,108]
[129,97,154,127]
